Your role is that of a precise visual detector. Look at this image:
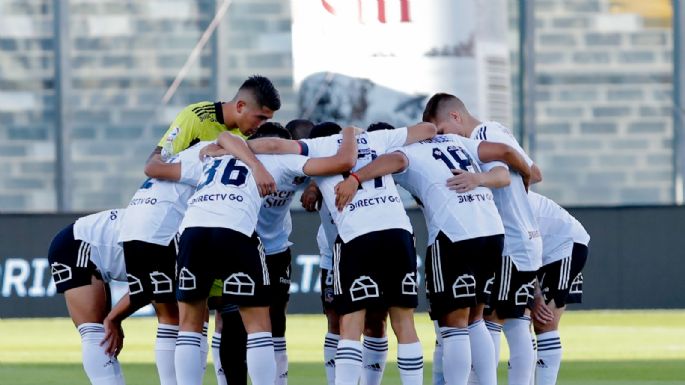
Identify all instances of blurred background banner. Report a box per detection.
[2,207,684,318]
[291,0,512,128]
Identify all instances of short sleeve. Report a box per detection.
[177,141,210,186]
[480,125,534,166]
[284,154,309,177]
[158,108,199,159]
[298,135,338,158]
[369,126,408,153]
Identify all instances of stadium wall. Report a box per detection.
[0,206,683,318]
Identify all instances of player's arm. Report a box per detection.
[208,132,277,196]
[143,160,182,182]
[101,294,139,357]
[404,122,437,145]
[300,180,322,212]
[145,109,198,179]
[446,167,511,193]
[246,137,302,154]
[302,126,357,176]
[477,141,532,188]
[334,151,409,211]
[530,163,543,184]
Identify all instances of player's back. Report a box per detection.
[181,153,308,237]
[470,122,541,271]
[395,134,504,245]
[301,128,412,243]
[120,141,208,245]
[73,208,127,282]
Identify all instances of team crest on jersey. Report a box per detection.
[350,276,379,301]
[166,127,181,144]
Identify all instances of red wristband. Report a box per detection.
[349,172,361,185]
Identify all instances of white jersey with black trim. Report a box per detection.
[393,134,505,246]
[118,141,208,245]
[470,121,542,271]
[317,203,337,269]
[528,191,590,265]
[256,174,309,255]
[300,127,413,243]
[73,209,127,283]
[180,154,309,237]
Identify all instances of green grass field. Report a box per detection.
[1,310,684,384]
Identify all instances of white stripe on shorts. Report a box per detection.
[258,241,269,285]
[499,256,513,301]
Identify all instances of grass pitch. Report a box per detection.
[1,310,683,384]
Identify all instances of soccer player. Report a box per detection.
[333,129,534,385]
[173,126,358,385]
[48,209,128,385]
[244,121,438,385]
[528,191,590,385]
[423,93,543,385]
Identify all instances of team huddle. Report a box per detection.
[48,76,590,385]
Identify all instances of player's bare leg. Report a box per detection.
[152,301,179,385]
[465,303,497,385]
[175,299,207,385]
[487,308,535,385]
[388,306,423,385]
[271,298,289,384]
[434,307,470,385]
[336,309,366,385]
[532,302,565,385]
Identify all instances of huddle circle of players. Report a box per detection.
[48,76,590,385]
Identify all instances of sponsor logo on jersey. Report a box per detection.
[264,190,295,208]
[347,195,402,212]
[189,193,244,204]
[456,192,494,204]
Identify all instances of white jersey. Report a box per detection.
[393,134,505,245]
[256,172,309,255]
[528,191,590,265]
[317,203,338,269]
[73,209,127,283]
[118,141,208,245]
[471,121,542,271]
[180,153,309,236]
[300,127,413,243]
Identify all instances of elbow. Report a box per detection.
[531,164,543,184]
[337,155,357,172]
[422,122,438,138]
[397,153,409,171]
[144,163,157,178]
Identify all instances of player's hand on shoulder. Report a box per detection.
[334,176,360,212]
[199,143,227,160]
[101,317,125,357]
[253,164,276,197]
[300,182,322,212]
[446,169,480,193]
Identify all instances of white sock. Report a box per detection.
[361,335,388,385]
[211,332,227,385]
[440,327,470,385]
[530,333,537,385]
[485,321,503,367]
[274,336,289,385]
[246,332,276,385]
[468,320,497,385]
[535,331,562,385]
[201,323,209,374]
[175,331,203,385]
[155,324,178,385]
[324,333,340,385]
[397,342,423,385]
[335,339,363,385]
[78,323,125,385]
[503,317,534,385]
[433,338,445,385]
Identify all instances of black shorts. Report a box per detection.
[486,255,537,319]
[266,248,292,305]
[538,243,588,307]
[176,227,270,307]
[333,229,418,315]
[426,233,504,320]
[320,267,336,312]
[48,223,102,293]
[123,240,177,307]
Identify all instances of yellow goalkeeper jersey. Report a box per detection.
[157,101,246,159]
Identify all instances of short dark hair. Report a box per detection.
[286,119,314,140]
[248,122,291,140]
[367,122,395,132]
[240,75,281,111]
[308,121,342,139]
[422,92,456,122]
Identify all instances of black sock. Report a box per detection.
[220,309,248,385]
